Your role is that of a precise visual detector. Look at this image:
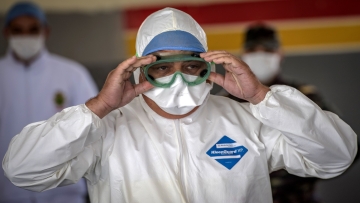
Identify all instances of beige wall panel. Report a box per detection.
[0,0,265,13]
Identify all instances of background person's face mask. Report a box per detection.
[143,73,212,115]
[9,35,45,60]
[242,52,281,84]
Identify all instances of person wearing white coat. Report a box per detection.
[3,7,357,203]
[0,2,97,203]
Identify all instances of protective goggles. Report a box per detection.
[142,53,211,88]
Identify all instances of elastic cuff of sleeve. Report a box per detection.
[249,85,293,119]
[81,104,102,126]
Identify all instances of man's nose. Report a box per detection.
[173,61,183,72]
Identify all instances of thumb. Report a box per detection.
[208,72,225,87]
[134,81,154,96]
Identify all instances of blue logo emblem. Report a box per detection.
[206,135,248,170]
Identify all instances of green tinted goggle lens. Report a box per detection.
[143,54,211,88]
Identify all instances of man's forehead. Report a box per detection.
[9,15,42,27]
[246,45,278,53]
[151,50,195,56]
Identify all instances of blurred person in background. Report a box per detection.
[226,23,330,111]
[0,2,97,203]
[222,23,331,203]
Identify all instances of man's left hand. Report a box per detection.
[201,51,270,104]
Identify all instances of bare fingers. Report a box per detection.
[133,81,154,96]
[201,51,248,74]
[208,72,225,87]
[114,55,156,76]
[127,55,157,72]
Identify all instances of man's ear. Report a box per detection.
[138,69,146,83]
[43,26,50,39]
[276,49,284,63]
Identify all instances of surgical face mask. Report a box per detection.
[143,73,212,115]
[242,52,281,84]
[9,35,45,60]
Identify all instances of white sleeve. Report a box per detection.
[2,104,112,192]
[250,85,357,179]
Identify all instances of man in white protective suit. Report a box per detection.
[0,2,97,203]
[2,7,358,203]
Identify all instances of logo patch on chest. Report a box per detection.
[54,91,66,109]
[206,135,248,170]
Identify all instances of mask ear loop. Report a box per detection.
[223,60,244,98]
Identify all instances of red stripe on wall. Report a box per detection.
[125,0,360,29]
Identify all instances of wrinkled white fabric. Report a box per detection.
[242,52,281,84]
[136,8,207,57]
[0,49,98,202]
[3,85,357,203]
[9,35,45,60]
[143,73,212,115]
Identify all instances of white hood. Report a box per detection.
[133,7,210,84]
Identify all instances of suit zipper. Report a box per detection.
[174,119,189,203]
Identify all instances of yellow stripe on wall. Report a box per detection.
[125,21,360,56]
[126,36,137,56]
[280,25,360,46]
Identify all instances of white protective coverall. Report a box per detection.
[0,49,98,203]
[2,87,357,203]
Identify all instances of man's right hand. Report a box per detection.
[86,55,156,118]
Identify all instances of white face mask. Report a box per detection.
[9,35,45,60]
[242,52,281,84]
[143,73,212,115]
